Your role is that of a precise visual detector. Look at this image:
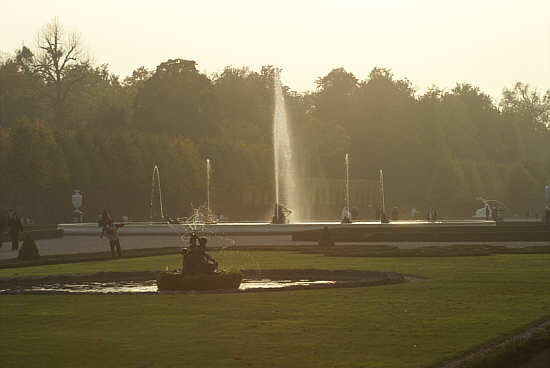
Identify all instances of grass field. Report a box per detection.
[2,251,550,367]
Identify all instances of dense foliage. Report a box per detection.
[1,20,549,222]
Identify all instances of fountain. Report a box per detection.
[182,159,219,224]
[202,158,219,223]
[1,269,406,294]
[150,165,164,222]
[157,233,242,291]
[341,154,352,223]
[272,70,301,223]
[206,158,211,215]
[379,169,390,223]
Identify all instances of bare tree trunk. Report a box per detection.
[34,17,87,126]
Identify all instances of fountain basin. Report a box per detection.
[0,269,407,294]
[157,271,243,291]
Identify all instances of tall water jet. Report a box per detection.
[379,169,389,223]
[150,165,164,221]
[345,153,350,212]
[341,153,352,223]
[272,71,301,223]
[206,158,211,214]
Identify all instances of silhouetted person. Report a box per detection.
[318,226,334,247]
[485,206,490,221]
[8,210,23,251]
[545,206,550,227]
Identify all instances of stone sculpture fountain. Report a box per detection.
[156,233,242,291]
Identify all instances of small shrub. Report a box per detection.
[18,235,40,260]
[318,226,334,247]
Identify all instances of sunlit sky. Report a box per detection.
[2,0,549,101]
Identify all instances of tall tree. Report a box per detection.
[501,82,550,131]
[0,53,46,127]
[312,67,358,124]
[134,59,216,138]
[34,17,89,125]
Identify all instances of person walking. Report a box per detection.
[8,210,24,251]
[100,216,124,257]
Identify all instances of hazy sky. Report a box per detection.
[2,0,549,101]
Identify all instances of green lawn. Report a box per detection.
[2,251,550,368]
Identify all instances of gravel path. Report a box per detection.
[1,234,548,260]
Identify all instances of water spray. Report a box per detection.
[345,153,350,214]
[272,70,300,222]
[206,158,211,215]
[150,165,164,222]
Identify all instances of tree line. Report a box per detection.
[1,18,549,222]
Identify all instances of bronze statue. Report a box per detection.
[182,233,218,275]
